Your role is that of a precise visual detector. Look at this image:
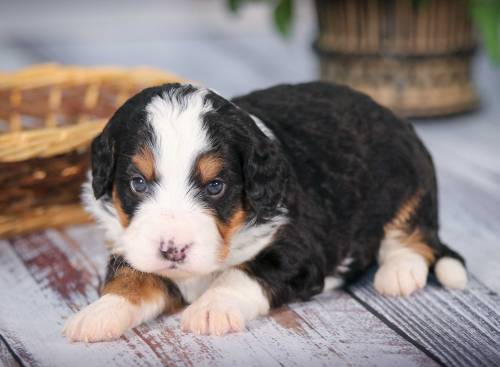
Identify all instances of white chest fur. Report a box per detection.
[174,214,288,303]
[174,274,219,304]
[224,214,288,267]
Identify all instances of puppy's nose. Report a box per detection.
[159,239,190,263]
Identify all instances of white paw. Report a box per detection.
[435,257,467,290]
[181,289,245,336]
[374,256,429,297]
[62,294,138,342]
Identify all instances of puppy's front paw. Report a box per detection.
[181,290,245,336]
[62,294,137,342]
[374,256,428,297]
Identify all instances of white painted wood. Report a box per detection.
[410,134,500,293]
[289,292,439,367]
[0,235,164,367]
[0,229,436,366]
[350,271,500,367]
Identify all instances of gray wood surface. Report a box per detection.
[350,271,500,367]
[0,338,19,367]
[0,0,499,365]
[417,125,500,294]
[0,229,437,367]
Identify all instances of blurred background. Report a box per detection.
[1,0,498,111]
[0,0,319,96]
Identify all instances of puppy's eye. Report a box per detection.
[130,176,148,193]
[205,179,225,197]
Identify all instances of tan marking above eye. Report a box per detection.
[132,146,155,181]
[197,153,223,184]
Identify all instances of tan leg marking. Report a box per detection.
[375,190,435,297]
[102,266,182,312]
[383,189,435,265]
[63,267,181,342]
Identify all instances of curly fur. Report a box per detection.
[64,82,466,341]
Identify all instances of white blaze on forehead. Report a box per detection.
[122,88,221,275]
[145,88,213,211]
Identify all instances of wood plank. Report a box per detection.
[411,131,500,293]
[436,167,500,293]
[288,292,438,366]
[0,233,166,367]
[346,123,500,365]
[0,227,437,367]
[349,270,500,367]
[0,337,20,367]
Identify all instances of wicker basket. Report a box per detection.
[314,0,479,118]
[0,64,184,238]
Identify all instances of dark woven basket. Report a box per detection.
[314,0,478,118]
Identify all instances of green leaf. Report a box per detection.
[411,0,427,9]
[470,0,500,65]
[228,0,242,12]
[273,0,293,37]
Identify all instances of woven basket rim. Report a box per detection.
[0,63,185,162]
[0,119,107,162]
[0,63,182,89]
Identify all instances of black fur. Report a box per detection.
[229,82,461,307]
[202,92,291,223]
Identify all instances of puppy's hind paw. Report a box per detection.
[374,256,429,297]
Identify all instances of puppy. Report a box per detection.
[63,82,467,342]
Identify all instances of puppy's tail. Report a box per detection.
[433,243,468,290]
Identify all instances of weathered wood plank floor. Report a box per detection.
[1,1,499,366]
[0,230,439,367]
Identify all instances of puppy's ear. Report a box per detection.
[90,128,116,199]
[242,130,289,221]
